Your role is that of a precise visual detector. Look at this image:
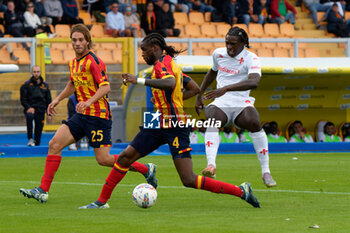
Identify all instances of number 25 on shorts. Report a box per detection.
[91,130,103,142]
[172,137,179,148]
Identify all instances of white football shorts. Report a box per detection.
[207,94,256,124]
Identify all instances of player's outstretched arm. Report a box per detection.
[183,79,200,100]
[47,81,75,116]
[122,73,175,90]
[205,73,261,100]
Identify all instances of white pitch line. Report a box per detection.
[2,180,350,196]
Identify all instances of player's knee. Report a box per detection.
[48,138,61,153]
[96,156,110,166]
[249,121,262,132]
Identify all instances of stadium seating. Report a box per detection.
[55,25,71,38]
[90,24,106,38]
[256,48,273,57]
[280,23,296,38]
[192,48,210,55]
[261,42,277,49]
[50,49,65,64]
[273,48,290,57]
[51,43,68,50]
[96,50,114,64]
[216,24,231,37]
[248,24,264,38]
[79,12,92,25]
[13,50,30,64]
[174,12,189,25]
[201,23,217,38]
[264,24,282,38]
[184,24,201,38]
[111,49,122,63]
[189,12,205,25]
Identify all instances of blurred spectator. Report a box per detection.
[239,0,264,25]
[191,0,215,13]
[326,3,350,37]
[318,121,342,142]
[106,2,131,37]
[190,119,206,144]
[136,0,147,17]
[219,125,239,143]
[24,2,53,36]
[222,0,240,25]
[265,121,287,143]
[11,0,27,14]
[4,0,31,52]
[61,0,84,25]
[343,123,350,142]
[239,129,253,143]
[303,0,331,28]
[0,28,19,61]
[153,0,164,13]
[118,0,137,13]
[44,0,63,26]
[141,2,158,35]
[156,2,180,37]
[256,0,271,24]
[20,66,52,146]
[0,0,7,12]
[270,0,297,26]
[289,120,314,143]
[82,0,106,22]
[124,5,145,37]
[168,0,191,13]
[34,0,53,26]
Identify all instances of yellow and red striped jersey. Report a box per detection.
[151,55,186,125]
[69,51,111,120]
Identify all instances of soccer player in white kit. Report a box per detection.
[195,27,277,187]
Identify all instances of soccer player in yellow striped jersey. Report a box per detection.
[19,24,157,204]
[80,33,261,209]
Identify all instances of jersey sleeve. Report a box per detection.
[211,49,219,71]
[247,54,262,76]
[89,58,109,86]
[182,73,191,88]
[154,56,175,80]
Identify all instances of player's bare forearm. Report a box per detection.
[86,84,111,105]
[145,77,175,90]
[122,73,175,90]
[224,73,261,92]
[199,69,217,95]
[183,80,200,100]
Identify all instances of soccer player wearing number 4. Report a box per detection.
[195,27,277,187]
[79,33,260,209]
[19,24,157,204]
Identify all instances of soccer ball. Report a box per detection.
[132,183,157,208]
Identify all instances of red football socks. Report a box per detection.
[97,162,129,204]
[113,154,148,175]
[195,175,243,197]
[40,155,62,192]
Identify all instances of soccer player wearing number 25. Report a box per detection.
[19,24,157,204]
[79,33,260,209]
[195,27,276,187]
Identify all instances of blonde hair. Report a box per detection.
[70,24,92,49]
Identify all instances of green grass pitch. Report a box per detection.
[1,153,350,233]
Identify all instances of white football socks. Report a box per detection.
[249,129,271,175]
[204,127,220,167]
